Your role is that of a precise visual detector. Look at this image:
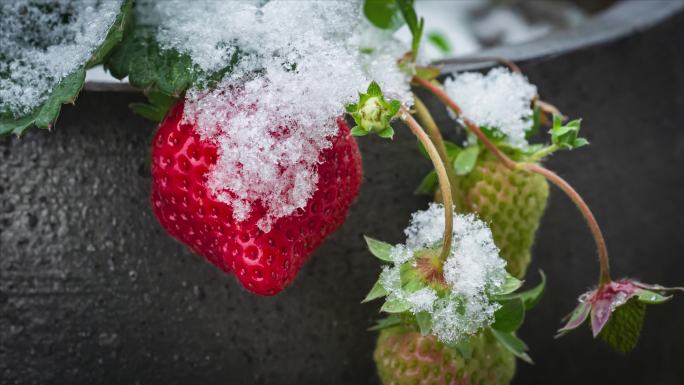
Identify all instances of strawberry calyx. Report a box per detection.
[557,279,683,352]
[346,81,401,139]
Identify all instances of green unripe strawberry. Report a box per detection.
[374,327,515,385]
[455,155,548,278]
[434,152,548,279]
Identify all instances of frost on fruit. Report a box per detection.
[380,203,508,343]
[0,0,122,117]
[443,67,537,149]
[142,1,411,231]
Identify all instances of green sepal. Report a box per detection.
[497,273,523,295]
[496,270,546,310]
[364,236,394,262]
[492,297,525,332]
[381,298,411,313]
[550,115,588,150]
[598,298,646,353]
[129,90,180,122]
[369,314,403,331]
[362,279,388,303]
[635,288,671,304]
[490,329,533,364]
[453,145,479,176]
[446,339,472,360]
[415,311,432,335]
[1,0,131,135]
[346,81,401,138]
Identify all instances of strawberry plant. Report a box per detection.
[1,1,681,383]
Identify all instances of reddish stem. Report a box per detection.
[414,75,613,285]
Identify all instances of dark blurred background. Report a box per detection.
[2,1,684,385]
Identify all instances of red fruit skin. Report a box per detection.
[150,102,362,295]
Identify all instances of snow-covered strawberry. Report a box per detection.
[150,102,362,295]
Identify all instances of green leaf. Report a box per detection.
[635,288,671,304]
[598,298,646,353]
[362,279,388,303]
[415,170,438,195]
[129,102,167,122]
[426,31,451,54]
[550,116,588,150]
[453,145,479,176]
[1,0,131,135]
[363,0,405,31]
[490,329,533,364]
[381,298,411,313]
[415,311,432,335]
[364,236,394,262]
[396,0,423,57]
[369,314,403,331]
[492,298,525,332]
[450,339,472,360]
[345,103,358,113]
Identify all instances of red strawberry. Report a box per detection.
[150,102,362,295]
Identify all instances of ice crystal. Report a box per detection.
[0,0,122,116]
[141,1,410,231]
[444,67,537,148]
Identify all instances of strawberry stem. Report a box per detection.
[414,75,613,285]
[400,106,454,263]
[413,95,463,211]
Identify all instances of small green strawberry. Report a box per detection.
[430,151,548,279]
[455,152,549,279]
[374,327,515,385]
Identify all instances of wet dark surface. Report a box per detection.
[2,7,684,385]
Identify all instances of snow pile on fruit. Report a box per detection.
[380,203,508,343]
[444,67,537,148]
[0,0,122,116]
[144,0,411,231]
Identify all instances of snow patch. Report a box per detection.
[0,0,122,116]
[444,67,537,148]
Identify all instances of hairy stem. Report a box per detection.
[523,163,612,284]
[400,107,454,263]
[414,75,613,285]
[412,95,462,211]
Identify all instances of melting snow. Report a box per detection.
[0,0,122,117]
[444,67,537,149]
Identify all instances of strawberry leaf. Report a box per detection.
[598,298,646,353]
[363,0,405,31]
[0,0,131,135]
